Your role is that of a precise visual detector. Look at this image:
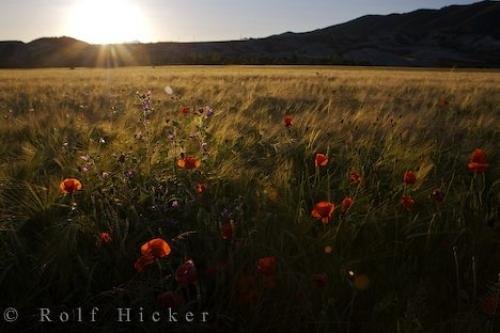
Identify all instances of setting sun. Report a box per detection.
[66,0,151,44]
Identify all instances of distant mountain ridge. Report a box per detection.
[0,0,499,68]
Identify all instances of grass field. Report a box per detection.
[0,66,499,332]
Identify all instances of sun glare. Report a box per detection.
[66,0,151,44]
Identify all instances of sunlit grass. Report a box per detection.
[0,66,498,332]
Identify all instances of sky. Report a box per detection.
[0,0,478,43]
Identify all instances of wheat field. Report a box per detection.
[0,66,499,332]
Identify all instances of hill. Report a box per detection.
[0,0,499,68]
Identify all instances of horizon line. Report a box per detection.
[0,0,482,45]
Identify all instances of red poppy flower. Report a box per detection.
[311,201,335,224]
[314,153,329,167]
[341,197,354,213]
[141,238,171,259]
[98,232,112,245]
[284,115,293,128]
[175,259,198,286]
[177,156,201,169]
[60,178,82,194]
[401,195,415,210]
[403,171,417,185]
[221,223,234,240]
[481,295,499,316]
[157,291,185,309]
[256,256,277,276]
[431,188,444,203]
[135,238,171,272]
[195,183,206,194]
[180,106,190,114]
[468,148,489,173]
[312,273,328,288]
[349,172,362,185]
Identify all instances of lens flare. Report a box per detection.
[66,0,151,44]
